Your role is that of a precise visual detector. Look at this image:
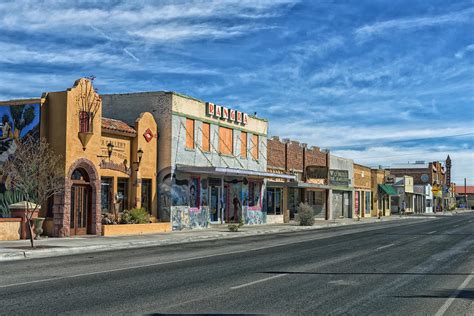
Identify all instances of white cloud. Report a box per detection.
[455,44,474,59]
[355,8,474,42]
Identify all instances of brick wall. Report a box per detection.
[267,137,286,169]
[305,146,326,167]
[354,164,371,189]
[287,141,304,172]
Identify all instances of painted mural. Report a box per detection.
[0,103,41,192]
[0,103,40,164]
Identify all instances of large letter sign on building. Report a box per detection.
[206,102,248,126]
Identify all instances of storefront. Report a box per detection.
[354,164,372,218]
[102,90,292,230]
[0,79,158,236]
[329,155,354,219]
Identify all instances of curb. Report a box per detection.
[0,216,436,262]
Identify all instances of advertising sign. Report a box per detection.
[206,102,248,126]
[329,169,349,186]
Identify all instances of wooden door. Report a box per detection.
[70,184,91,235]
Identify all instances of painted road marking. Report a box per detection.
[230,274,288,290]
[434,271,474,316]
[427,231,437,234]
[453,225,459,227]
[376,243,395,250]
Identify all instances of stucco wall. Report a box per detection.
[329,155,354,187]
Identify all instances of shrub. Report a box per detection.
[120,208,150,224]
[297,202,314,226]
[228,224,240,232]
[0,190,25,218]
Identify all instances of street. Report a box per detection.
[1,213,473,315]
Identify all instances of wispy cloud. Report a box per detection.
[455,43,474,58]
[354,8,474,42]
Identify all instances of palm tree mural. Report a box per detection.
[10,105,35,141]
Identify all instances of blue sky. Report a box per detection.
[0,0,473,183]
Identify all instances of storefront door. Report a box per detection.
[210,186,220,222]
[70,184,91,235]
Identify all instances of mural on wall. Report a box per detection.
[0,104,40,164]
[159,173,172,222]
[0,104,41,192]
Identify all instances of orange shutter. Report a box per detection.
[251,134,259,160]
[219,127,233,155]
[185,118,194,149]
[202,123,210,152]
[240,131,247,158]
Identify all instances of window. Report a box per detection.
[117,178,129,212]
[251,134,259,160]
[240,131,247,158]
[218,126,233,155]
[79,111,92,133]
[101,177,113,214]
[141,179,152,214]
[248,181,261,207]
[202,122,210,152]
[365,191,371,214]
[267,187,282,215]
[185,118,195,150]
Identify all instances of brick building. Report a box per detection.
[267,137,329,219]
[354,164,372,218]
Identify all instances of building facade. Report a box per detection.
[0,79,158,236]
[266,137,328,221]
[102,92,292,230]
[371,168,395,217]
[328,155,354,219]
[354,164,372,218]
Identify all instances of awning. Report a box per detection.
[175,164,296,180]
[267,181,331,189]
[379,184,398,195]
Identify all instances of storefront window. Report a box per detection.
[117,178,129,212]
[248,181,261,207]
[266,187,282,215]
[365,191,371,214]
[79,111,92,133]
[101,177,113,214]
[189,177,200,208]
[141,179,152,214]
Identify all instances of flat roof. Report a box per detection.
[0,98,43,106]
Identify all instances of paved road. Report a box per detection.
[0,213,472,315]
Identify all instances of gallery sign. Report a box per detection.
[329,169,350,186]
[206,102,248,126]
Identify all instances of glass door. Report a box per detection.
[210,186,220,222]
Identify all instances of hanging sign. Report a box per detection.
[206,102,248,126]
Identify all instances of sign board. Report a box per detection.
[206,102,248,126]
[431,186,440,195]
[329,169,350,186]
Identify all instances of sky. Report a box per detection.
[0,0,473,184]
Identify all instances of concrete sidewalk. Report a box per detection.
[0,215,430,262]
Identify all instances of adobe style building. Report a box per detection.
[0,79,158,236]
[102,92,292,230]
[266,137,328,220]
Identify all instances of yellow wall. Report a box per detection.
[0,219,21,240]
[41,79,158,218]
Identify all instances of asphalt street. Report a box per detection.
[0,213,472,315]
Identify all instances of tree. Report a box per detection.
[75,76,101,132]
[3,136,64,247]
[9,105,36,141]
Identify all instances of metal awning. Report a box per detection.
[175,165,296,180]
[267,181,330,189]
[379,184,398,195]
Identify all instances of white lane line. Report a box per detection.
[453,225,459,227]
[376,243,395,250]
[230,274,288,290]
[434,272,474,316]
[427,231,437,234]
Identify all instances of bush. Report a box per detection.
[120,208,150,224]
[297,202,314,226]
[228,224,240,232]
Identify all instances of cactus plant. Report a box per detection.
[0,190,25,217]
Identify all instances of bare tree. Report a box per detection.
[76,76,101,132]
[3,136,64,247]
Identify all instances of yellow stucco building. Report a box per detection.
[0,78,158,236]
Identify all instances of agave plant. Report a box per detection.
[0,190,25,217]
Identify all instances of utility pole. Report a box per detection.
[465,178,468,210]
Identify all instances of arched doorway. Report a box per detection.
[70,168,92,235]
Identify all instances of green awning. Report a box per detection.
[379,184,398,195]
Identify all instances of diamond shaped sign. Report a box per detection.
[143,128,153,143]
